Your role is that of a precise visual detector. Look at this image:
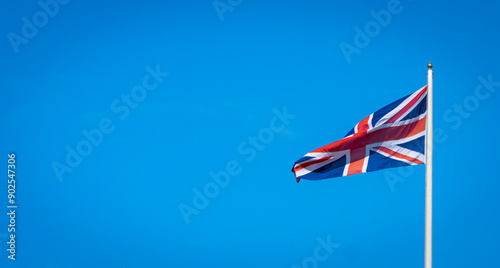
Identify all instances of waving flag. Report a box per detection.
[292,85,428,183]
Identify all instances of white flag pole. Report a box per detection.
[425,62,434,268]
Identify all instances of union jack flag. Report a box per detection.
[292,85,428,183]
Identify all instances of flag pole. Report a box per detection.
[425,62,433,268]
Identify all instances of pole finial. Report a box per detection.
[428,62,433,69]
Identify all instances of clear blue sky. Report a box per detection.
[1,0,499,267]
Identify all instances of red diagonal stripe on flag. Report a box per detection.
[386,86,427,124]
[374,146,424,165]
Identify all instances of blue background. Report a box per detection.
[1,0,499,267]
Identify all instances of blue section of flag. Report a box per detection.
[307,155,347,180]
[371,95,408,126]
[401,95,427,121]
[366,151,409,172]
[399,136,425,154]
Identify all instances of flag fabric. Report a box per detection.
[292,85,428,183]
